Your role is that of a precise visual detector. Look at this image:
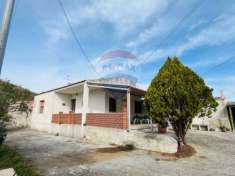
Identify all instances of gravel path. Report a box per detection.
[5,129,235,176]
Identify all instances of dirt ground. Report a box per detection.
[5,129,235,176]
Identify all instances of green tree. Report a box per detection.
[145,57,218,151]
[0,80,34,144]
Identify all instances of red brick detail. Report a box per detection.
[52,112,82,124]
[122,97,128,129]
[86,113,125,129]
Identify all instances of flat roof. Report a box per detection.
[37,80,146,96]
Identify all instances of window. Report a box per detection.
[109,97,116,112]
[71,99,76,112]
[134,101,143,114]
[39,100,45,114]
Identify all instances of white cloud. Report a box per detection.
[42,19,70,47]
[189,56,232,68]
[126,19,172,48]
[40,0,172,44]
[139,10,235,64]
[126,0,197,48]
[80,0,171,36]
[205,76,235,101]
[188,19,208,31]
[175,12,235,55]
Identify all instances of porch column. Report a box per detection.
[81,81,89,137]
[127,89,131,131]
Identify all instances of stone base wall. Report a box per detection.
[30,123,177,153]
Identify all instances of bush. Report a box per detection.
[0,145,40,176]
[0,120,7,145]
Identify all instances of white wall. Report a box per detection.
[31,88,108,130]
[192,98,232,130]
[31,92,56,131]
[89,89,106,113]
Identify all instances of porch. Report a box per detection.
[51,81,148,131]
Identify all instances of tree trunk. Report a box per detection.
[170,119,188,152]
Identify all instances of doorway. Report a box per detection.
[227,106,235,130]
[231,107,235,128]
[71,99,76,112]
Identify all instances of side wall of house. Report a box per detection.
[192,99,231,131]
[31,92,56,131]
[31,89,108,131]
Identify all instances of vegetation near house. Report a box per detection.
[0,80,35,145]
[0,145,40,176]
[145,57,218,151]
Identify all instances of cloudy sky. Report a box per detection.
[1,0,235,99]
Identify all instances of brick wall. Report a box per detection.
[52,112,82,124]
[86,113,125,129]
[51,97,129,129]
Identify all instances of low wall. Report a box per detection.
[31,123,177,153]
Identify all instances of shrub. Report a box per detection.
[0,120,7,145]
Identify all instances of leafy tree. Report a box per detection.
[0,80,34,144]
[145,57,218,151]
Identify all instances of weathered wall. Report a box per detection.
[7,111,31,129]
[192,98,232,131]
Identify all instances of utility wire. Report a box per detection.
[57,0,100,76]
[139,0,206,67]
[201,55,235,76]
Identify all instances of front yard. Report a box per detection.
[4,129,235,176]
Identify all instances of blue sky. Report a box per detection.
[1,0,235,100]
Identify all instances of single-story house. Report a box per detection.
[31,77,147,138]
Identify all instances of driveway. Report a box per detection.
[5,129,235,176]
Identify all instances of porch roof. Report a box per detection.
[38,79,146,96]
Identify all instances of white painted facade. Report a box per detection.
[31,80,145,132]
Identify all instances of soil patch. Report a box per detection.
[175,145,196,158]
[150,145,196,161]
[96,144,135,153]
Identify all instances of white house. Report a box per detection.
[31,77,147,137]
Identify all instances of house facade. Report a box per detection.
[31,77,146,138]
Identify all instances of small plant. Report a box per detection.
[0,120,7,145]
[219,126,229,132]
